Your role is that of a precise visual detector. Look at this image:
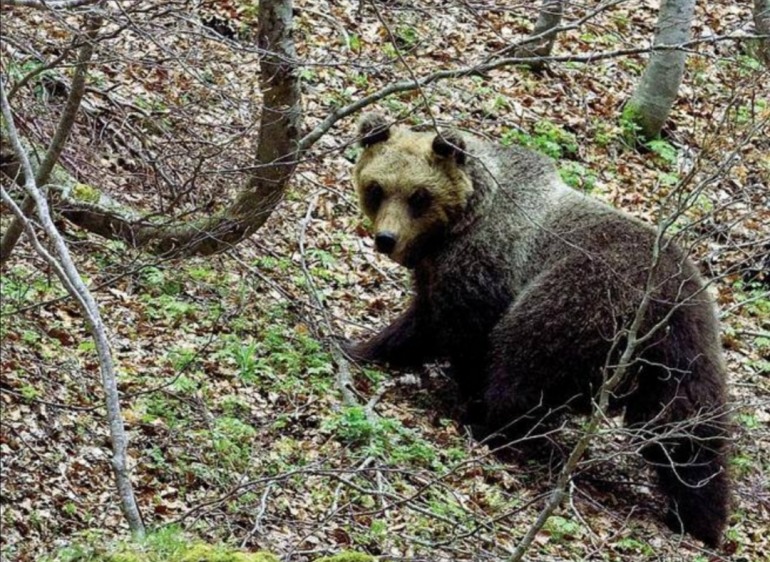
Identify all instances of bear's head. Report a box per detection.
[352,114,474,268]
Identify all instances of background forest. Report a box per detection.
[0,0,768,561]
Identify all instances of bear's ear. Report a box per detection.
[432,131,466,165]
[358,113,391,147]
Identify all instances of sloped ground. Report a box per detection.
[1,1,768,561]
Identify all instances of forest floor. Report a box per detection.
[1,0,768,561]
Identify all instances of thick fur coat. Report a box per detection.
[347,114,731,547]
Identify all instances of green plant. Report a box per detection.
[227,327,334,390]
[736,54,763,76]
[141,294,198,324]
[324,407,438,467]
[352,72,368,88]
[210,416,257,469]
[139,266,184,296]
[63,502,78,517]
[298,68,318,82]
[559,161,597,192]
[140,393,184,427]
[501,121,577,159]
[544,515,583,542]
[381,43,397,59]
[347,34,363,52]
[221,395,250,418]
[168,348,199,372]
[171,374,199,393]
[618,58,644,74]
[732,280,770,318]
[543,515,583,542]
[22,329,40,344]
[646,139,678,166]
[619,104,644,142]
[230,340,260,382]
[737,412,759,430]
[615,536,654,556]
[188,264,216,282]
[315,553,375,562]
[42,526,280,561]
[395,25,419,47]
[593,121,622,147]
[730,453,754,478]
[20,384,41,400]
[658,171,680,187]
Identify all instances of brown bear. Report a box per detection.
[345,113,731,547]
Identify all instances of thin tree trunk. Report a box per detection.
[623,0,696,140]
[1,78,146,538]
[1,16,100,265]
[514,1,565,71]
[754,0,770,66]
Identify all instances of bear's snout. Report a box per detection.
[374,231,398,254]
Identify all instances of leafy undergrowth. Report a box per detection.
[1,0,768,561]
[40,526,372,562]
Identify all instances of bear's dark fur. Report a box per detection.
[347,114,731,547]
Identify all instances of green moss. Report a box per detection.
[43,532,281,562]
[72,182,101,203]
[314,553,376,562]
[177,545,279,562]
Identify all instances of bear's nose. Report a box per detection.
[375,232,397,254]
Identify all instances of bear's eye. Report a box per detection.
[408,188,432,218]
[364,182,384,213]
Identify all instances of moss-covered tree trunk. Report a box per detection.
[623,0,696,140]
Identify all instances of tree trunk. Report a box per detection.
[514,1,565,71]
[754,0,770,66]
[2,0,302,260]
[111,0,302,257]
[623,0,696,140]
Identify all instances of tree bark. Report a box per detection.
[513,0,565,71]
[754,0,770,66]
[623,0,696,140]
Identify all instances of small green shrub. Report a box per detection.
[324,407,438,467]
[559,161,597,192]
[501,121,578,159]
[544,515,582,542]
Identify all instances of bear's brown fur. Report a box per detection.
[347,114,731,547]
